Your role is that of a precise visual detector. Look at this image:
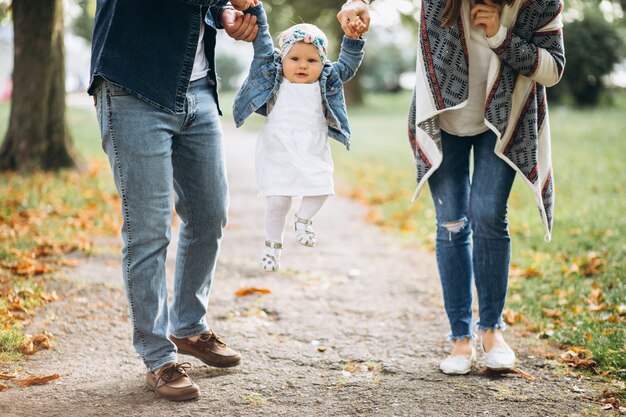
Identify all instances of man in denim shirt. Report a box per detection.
[89,0,258,401]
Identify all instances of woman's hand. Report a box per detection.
[337,1,371,39]
[470,0,500,38]
[230,0,258,12]
[222,8,258,42]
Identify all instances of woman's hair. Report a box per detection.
[277,23,328,52]
[441,0,515,28]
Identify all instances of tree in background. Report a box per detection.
[552,0,625,105]
[72,0,95,42]
[559,15,624,105]
[0,0,77,172]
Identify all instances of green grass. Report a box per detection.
[0,328,26,362]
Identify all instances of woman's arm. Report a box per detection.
[490,0,565,87]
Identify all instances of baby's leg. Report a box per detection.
[262,196,292,272]
[294,195,329,247]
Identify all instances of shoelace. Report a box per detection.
[199,330,226,347]
[155,362,192,386]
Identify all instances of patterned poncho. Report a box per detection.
[408,0,565,241]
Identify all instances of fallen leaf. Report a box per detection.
[511,368,536,381]
[542,308,562,318]
[18,334,52,355]
[587,287,604,305]
[235,287,272,297]
[503,309,525,325]
[0,383,9,391]
[15,373,60,387]
[0,372,18,380]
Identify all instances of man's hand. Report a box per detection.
[470,0,500,38]
[222,8,258,42]
[230,0,258,12]
[337,1,371,39]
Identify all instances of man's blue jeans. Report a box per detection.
[95,78,228,371]
[427,129,516,341]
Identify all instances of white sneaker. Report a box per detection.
[483,344,516,370]
[439,347,476,375]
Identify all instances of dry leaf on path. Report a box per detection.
[0,383,9,391]
[15,373,60,387]
[0,372,18,380]
[482,368,536,381]
[235,287,272,297]
[19,334,53,355]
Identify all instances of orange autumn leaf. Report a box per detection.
[0,371,18,380]
[587,287,604,305]
[502,309,525,325]
[19,334,52,355]
[15,374,60,387]
[9,303,29,314]
[235,287,272,297]
[542,308,563,318]
[0,383,9,392]
[521,267,543,278]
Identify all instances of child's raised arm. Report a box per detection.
[244,2,274,58]
[332,36,366,84]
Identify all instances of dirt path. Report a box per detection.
[1,124,609,416]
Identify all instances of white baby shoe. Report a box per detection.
[261,240,282,272]
[483,343,516,371]
[294,215,316,247]
[439,347,476,375]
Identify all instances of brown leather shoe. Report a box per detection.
[146,362,199,401]
[169,330,241,368]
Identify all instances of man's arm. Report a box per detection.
[177,0,256,10]
[208,6,258,41]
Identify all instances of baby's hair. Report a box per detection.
[277,23,329,52]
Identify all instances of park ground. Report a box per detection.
[0,92,624,415]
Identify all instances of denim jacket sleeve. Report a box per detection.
[176,0,228,6]
[332,36,366,83]
[245,2,275,58]
[206,5,228,30]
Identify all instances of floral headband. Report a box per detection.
[281,28,328,63]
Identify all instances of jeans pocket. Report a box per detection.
[105,81,133,98]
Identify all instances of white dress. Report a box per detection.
[256,79,334,197]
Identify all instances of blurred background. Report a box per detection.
[0,0,624,387]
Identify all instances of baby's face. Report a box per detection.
[282,42,324,84]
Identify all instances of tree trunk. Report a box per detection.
[0,0,78,173]
[328,23,365,107]
[344,70,365,107]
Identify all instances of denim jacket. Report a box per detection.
[232,2,365,150]
[88,0,229,114]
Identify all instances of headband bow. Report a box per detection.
[281,28,328,62]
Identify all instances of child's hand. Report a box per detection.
[230,0,258,12]
[470,0,501,38]
[347,16,368,38]
[337,1,371,39]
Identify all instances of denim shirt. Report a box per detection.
[232,2,365,150]
[88,0,229,114]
